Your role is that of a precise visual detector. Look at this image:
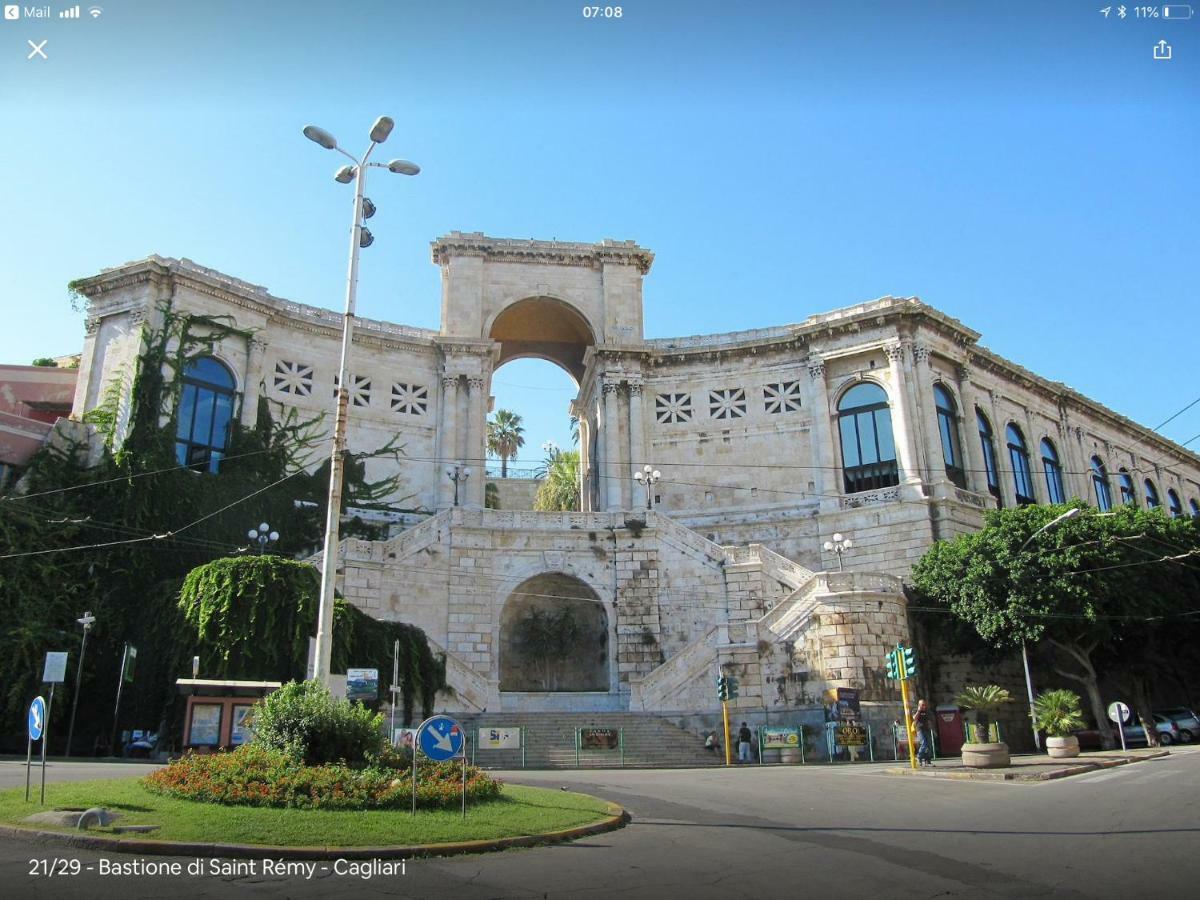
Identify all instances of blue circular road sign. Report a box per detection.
[28,696,46,742]
[416,715,464,761]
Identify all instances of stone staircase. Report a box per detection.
[455,712,724,769]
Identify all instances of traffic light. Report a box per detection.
[717,676,729,702]
[885,649,898,680]
[903,645,917,677]
[728,677,740,700]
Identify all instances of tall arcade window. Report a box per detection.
[1144,479,1160,509]
[1167,489,1183,518]
[175,357,236,474]
[977,410,1002,504]
[933,384,965,488]
[1040,438,1065,504]
[1118,469,1137,506]
[1091,457,1112,511]
[837,382,899,494]
[1191,498,1200,519]
[1006,424,1035,506]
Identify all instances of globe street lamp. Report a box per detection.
[65,610,95,758]
[634,464,661,510]
[305,117,420,686]
[248,522,280,554]
[447,464,471,507]
[823,532,853,571]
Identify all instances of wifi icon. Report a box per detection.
[88,5,102,17]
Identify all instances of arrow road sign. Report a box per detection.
[417,715,464,761]
[28,696,46,741]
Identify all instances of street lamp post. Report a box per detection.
[65,610,95,758]
[305,117,420,686]
[634,464,661,510]
[1016,506,1082,751]
[248,522,279,554]
[447,464,471,506]
[823,532,853,571]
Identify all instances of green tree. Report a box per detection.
[30,357,57,367]
[911,502,1200,749]
[954,685,1012,743]
[534,449,580,512]
[486,409,525,478]
[513,607,582,691]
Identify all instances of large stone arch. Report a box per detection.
[498,572,609,692]
[487,296,595,383]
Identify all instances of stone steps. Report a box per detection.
[456,712,723,769]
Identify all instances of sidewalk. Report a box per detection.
[885,748,1169,781]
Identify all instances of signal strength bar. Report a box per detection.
[59,5,80,17]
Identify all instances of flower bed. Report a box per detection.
[143,745,501,811]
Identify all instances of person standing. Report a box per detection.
[913,699,934,766]
[737,722,752,763]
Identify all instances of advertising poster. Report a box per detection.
[761,727,801,749]
[479,727,521,750]
[392,728,417,750]
[230,705,254,746]
[346,668,379,703]
[189,704,222,746]
[579,727,619,751]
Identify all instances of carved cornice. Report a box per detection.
[431,231,654,275]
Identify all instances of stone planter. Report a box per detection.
[1045,735,1080,759]
[960,742,1010,768]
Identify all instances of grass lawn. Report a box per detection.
[0,779,613,847]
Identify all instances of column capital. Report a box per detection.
[884,342,907,364]
[602,380,620,395]
[807,359,826,380]
[467,376,486,391]
[956,363,972,383]
[912,345,932,366]
[84,317,101,335]
[628,380,643,396]
[441,373,459,389]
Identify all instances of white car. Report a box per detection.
[1155,708,1199,743]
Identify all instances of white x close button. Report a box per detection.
[27,39,48,60]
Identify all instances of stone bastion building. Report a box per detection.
[67,233,1200,732]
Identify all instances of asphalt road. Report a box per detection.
[2,751,1198,899]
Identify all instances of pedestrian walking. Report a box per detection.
[913,699,934,766]
[737,722,752,763]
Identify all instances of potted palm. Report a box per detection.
[1033,689,1085,758]
[955,685,1013,768]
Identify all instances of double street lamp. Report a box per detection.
[304,117,420,686]
[823,532,854,571]
[447,464,471,507]
[634,464,661,510]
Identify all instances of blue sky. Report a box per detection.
[1,1,1196,462]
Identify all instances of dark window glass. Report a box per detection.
[1118,470,1137,506]
[837,382,899,494]
[978,410,1001,504]
[1006,424,1035,506]
[1144,479,1160,509]
[1040,438,1065,504]
[934,384,965,488]
[1091,457,1112,512]
[175,356,237,473]
[1190,499,1200,518]
[1167,490,1182,518]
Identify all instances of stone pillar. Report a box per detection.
[807,358,837,504]
[438,374,459,509]
[986,390,1009,506]
[1024,407,1045,504]
[628,378,646,473]
[1058,409,1087,501]
[956,364,987,496]
[912,345,944,484]
[467,377,487,507]
[603,379,623,511]
[240,337,267,427]
[885,343,922,489]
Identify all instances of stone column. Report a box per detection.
[628,378,646,474]
[885,343,922,489]
[239,337,267,427]
[956,364,987,496]
[912,345,944,484]
[807,358,837,504]
[467,376,487,507]
[1057,409,1087,501]
[603,379,623,510]
[438,374,459,509]
[1024,408,1045,504]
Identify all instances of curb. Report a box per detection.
[884,750,1170,782]
[0,801,629,860]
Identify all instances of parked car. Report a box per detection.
[1072,714,1180,749]
[1154,708,1199,743]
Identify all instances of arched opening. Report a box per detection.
[488,296,596,383]
[499,573,609,692]
[837,382,898,494]
[175,356,236,473]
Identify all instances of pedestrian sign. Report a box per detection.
[416,715,464,761]
[28,696,46,741]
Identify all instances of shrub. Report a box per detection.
[249,680,384,766]
[955,684,1013,744]
[143,745,502,810]
[1033,689,1085,737]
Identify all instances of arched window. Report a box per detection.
[1118,469,1137,506]
[933,384,965,488]
[1006,424,1035,506]
[1040,438,1065,504]
[977,410,1002,505]
[1144,479,1160,509]
[1167,489,1182,518]
[1091,457,1112,511]
[175,356,236,473]
[1191,498,1200,519]
[837,382,899,494]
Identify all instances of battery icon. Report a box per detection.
[1163,5,1193,17]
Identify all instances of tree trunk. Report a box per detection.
[1128,675,1160,748]
[1049,638,1114,749]
[501,456,508,478]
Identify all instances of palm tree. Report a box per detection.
[955,685,1013,744]
[535,449,580,511]
[486,409,525,478]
